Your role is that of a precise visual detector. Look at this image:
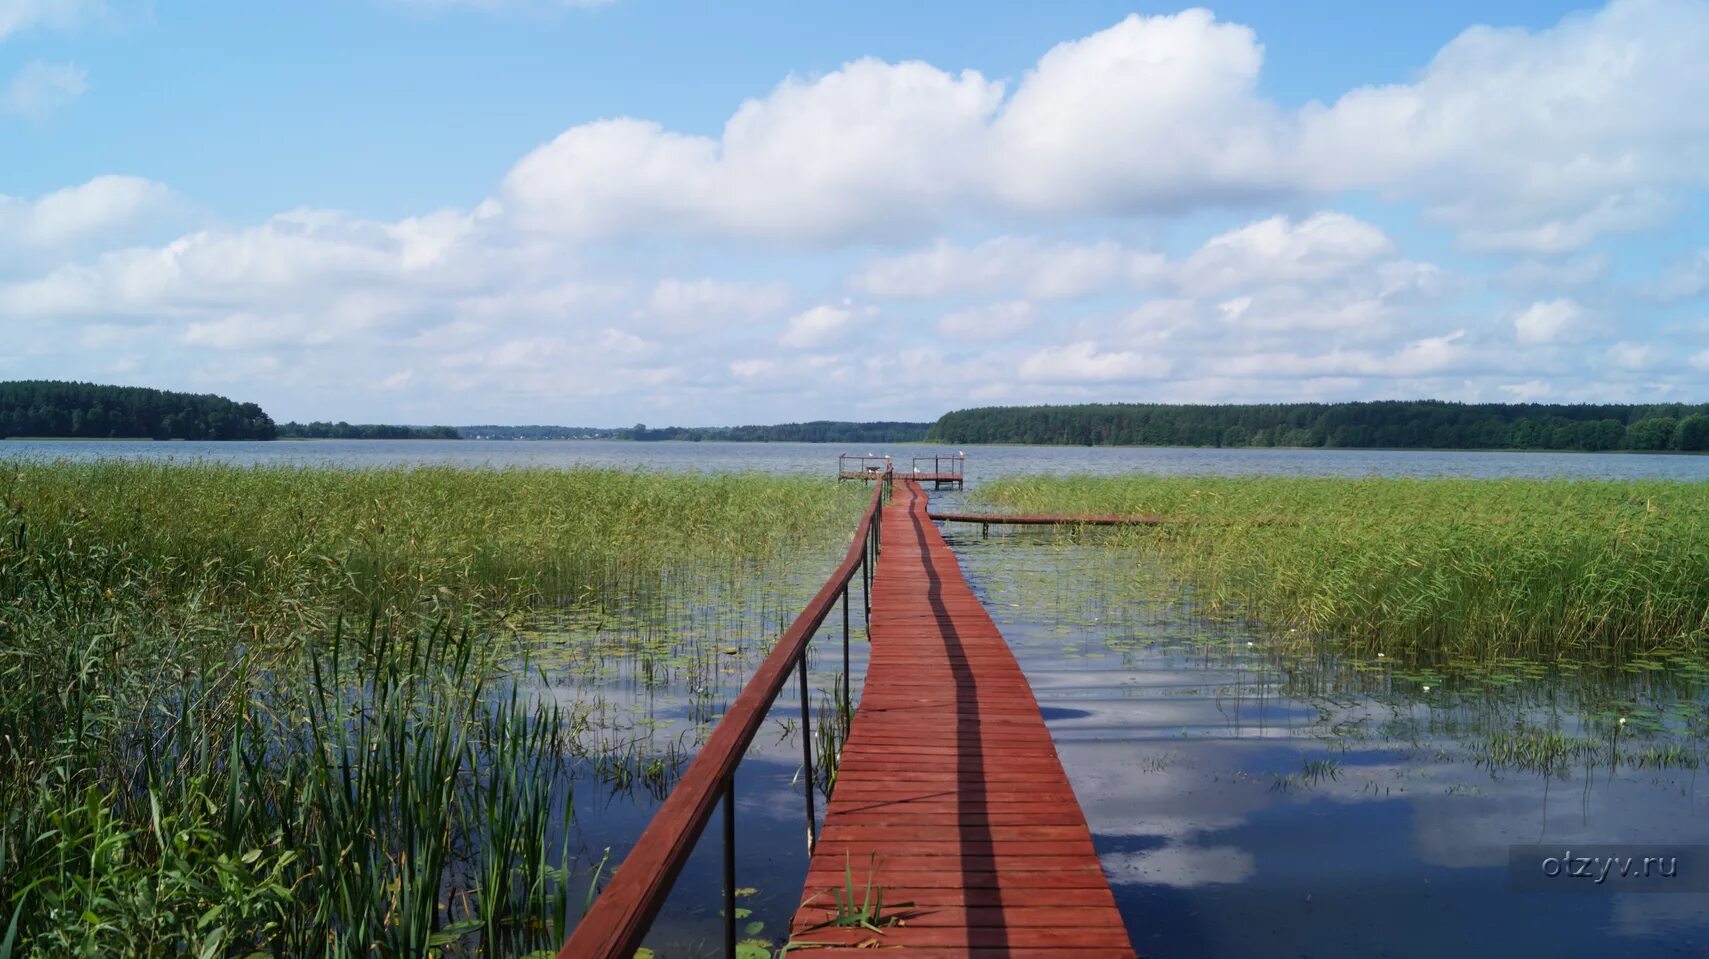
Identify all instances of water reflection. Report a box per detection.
[10,436,1709,482]
[945,520,1709,959]
[519,542,867,957]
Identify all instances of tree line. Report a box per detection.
[278,422,460,440]
[622,421,933,443]
[927,401,1709,452]
[0,381,277,440]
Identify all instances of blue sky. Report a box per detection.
[3,0,1707,425]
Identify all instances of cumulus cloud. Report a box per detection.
[501,59,1003,243]
[1019,341,1171,383]
[1513,298,1585,344]
[1176,213,1395,295]
[640,278,791,330]
[0,0,98,43]
[9,2,1709,421]
[779,304,856,349]
[4,59,85,116]
[853,236,1161,301]
[493,1,1709,251]
[0,176,178,266]
[937,300,1036,341]
[1607,341,1653,370]
[1296,0,1709,250]
[1,206,492,319]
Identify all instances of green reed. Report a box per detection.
[0,460,864,957]
[977,476,1709,663]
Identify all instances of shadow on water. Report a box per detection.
[930,489,1709,959]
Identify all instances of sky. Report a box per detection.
[2,0,1708,426]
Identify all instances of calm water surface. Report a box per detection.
[7,436,1709,481]
[11,439,1707,956]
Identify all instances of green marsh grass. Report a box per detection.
[977,476,1709,663]
[0,460,864,957]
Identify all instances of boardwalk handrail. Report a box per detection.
[558,471,891,959]
[929,511,1169,526]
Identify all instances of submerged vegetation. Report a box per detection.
[976,476,1709,663]
[0,461,862,957]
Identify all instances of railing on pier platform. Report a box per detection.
[557,470,892,959]
[838,453,893,482]
[909,451,966,489]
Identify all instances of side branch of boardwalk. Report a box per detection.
[787,480,1135,956]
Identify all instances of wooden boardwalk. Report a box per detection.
[787,480,1136,957]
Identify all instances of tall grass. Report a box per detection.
[0,461,864,957]
[976,476,1709,662]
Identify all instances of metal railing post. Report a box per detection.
[841,580,851,727]
[723,780,736,959]
[798,656,818,851]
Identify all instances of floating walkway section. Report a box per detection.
[787,480,1135,956]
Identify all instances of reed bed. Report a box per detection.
[0,460,863,957]
[975,476,1709,663]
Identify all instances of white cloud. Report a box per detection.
[4,59,85,116]
[1176,212,1395,295]
[1,206,491,318]
[12,3,1709,421]
[853,236,1158,301]
[1513,298,1585,344]
[501,58,1003,242]
[1691,350,1709,372]
[1297,0,1709,251]
[494,2,1709,251]
[1607,341,1653,370]
[0,0,98,43]
[1498,380,1554,401]
[988,10,1287,214]
[1502,253,1609,290]
[937,301,1035,341]
[641,278,790,330]
[1203,330,1471,380]
[498,11,1283,243]
[1019,341,1171,383]
[779,304,855,349]
[0,176,176,255]
[1649,249,1709,301]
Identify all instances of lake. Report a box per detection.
[9,438,1707,957]
[7,437,1709,481]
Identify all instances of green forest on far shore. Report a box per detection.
[8,381,1709,453]
[0,381,277,440]
[929,400,1709,453]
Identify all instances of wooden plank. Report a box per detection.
[789,479,1136,956]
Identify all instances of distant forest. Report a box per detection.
[928,401,1709,452]
[459,425,615,440]
[279,421,460,440]
[0,381,276,440]
[621,421,933,443]
[11,381,1709,453]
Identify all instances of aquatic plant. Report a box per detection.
[0,461,865,956]
[977,475,1709,663]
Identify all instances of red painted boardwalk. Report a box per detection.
[787,480,1135,957]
